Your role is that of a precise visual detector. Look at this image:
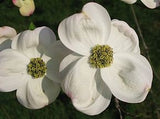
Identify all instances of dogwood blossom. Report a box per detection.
[12,0,35,16]
[58,2,153,115]
[0,26,70,109]
[121,0,160,9]
[0,26,17,51]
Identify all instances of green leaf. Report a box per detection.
[29,22,36,30]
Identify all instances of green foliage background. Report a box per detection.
[0,0,160,119]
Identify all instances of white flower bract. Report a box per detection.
[121,0,160,9]
[12,0,35,16]
[0,26,70,109]
[58,2,153,115]
[0,26,17,51]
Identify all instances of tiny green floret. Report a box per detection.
[89,44,113,68]
[27,58,47,78]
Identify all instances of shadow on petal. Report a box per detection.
[95,69,112,101]
[0,39,11,51]
[41,76,60,104]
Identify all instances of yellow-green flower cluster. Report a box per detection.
[89,44,113,68]
[27,58,47,78]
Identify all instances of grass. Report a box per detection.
[0,0,160,119]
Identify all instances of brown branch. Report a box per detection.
[130,5,160,81]
[0,107,11,119]
[114,98,142,118]
[131,5,160,119]
[114,98,123,119]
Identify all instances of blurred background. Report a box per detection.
[0,0,160,119]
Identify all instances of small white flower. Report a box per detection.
[0,26,17,51]
[58,2,153,115]
[12,0,35,16]
[121,0,160,9]
[0,26,70,109]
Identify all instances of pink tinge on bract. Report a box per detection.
[12,0,21,7]
[12,0,35,16]
[0,26,17,38]
[12,0,16,4]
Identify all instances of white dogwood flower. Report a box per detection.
[58,2,153,115]
[12,0,35,16]
[0,26,17,51]
[0,26,70,109]
[121,0,160,9]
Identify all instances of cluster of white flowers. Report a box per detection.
[12,0,160,16]
[0,26,71,109]
[0,1,154,116]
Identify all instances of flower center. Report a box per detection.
[89,44,113,68]
[27,58,47,78]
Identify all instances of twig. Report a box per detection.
[130,5,148,50]
[131,5,160,119]
[120,106,140,118]
[130,5,160,81]
[114,98,123,119]
[114,98,141,118]
[29,110,34,119]
[150,90,160,119]
[0,106,11,119]
[156,110,160,119]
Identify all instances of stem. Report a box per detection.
[131,5,160,119]
[115,98,123,119]
[130,5,148,50]
[0,106,11,119]
[130,5,160,81]
[115,98,141,118]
